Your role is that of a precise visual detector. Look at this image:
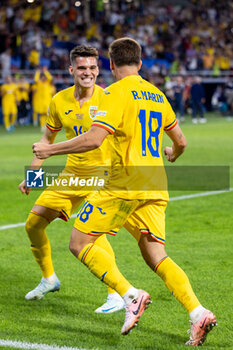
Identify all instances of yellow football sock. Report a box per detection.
[40,114,47,128]
[11,113,17,125]
[78,243,131,296]
[95,235,116,294]
[155,257,200,313]
[3,114,10,130]
[33,112,38,125]
[25,211,54,278]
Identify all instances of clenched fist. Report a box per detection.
[33,143,51,159]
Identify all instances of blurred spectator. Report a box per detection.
[190,76,206,124]
[0,0,232,74]
[31,81,39,126]
[28,48,40,69]
[0,0,233,129]
[225,79,233,115]
[164,76,175,107]
[33,67,53,130]
[212,85,229,116]
[202,51,214,71]
[50,79,57,98]
[183,76,192,115]
[16,75,30,125]
[1,75,18,132]
[0,48,11,78]
[173,76,185,122]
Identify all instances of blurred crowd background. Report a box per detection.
[0,0,233,130]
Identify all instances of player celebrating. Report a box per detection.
[33,38,217,346]
[1,75,18,132]
[33,67,53,131]
[19,45,125,314]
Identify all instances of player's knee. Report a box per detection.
[25,212,48,234]
[138,235,167,268]
[69,239,86,258]
[69,241,79,257]
[25,215,34,234]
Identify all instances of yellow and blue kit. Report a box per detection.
[35,84,111,221]
[75,75,178,244]
[1,83,18,115]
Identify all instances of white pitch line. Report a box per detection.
[0,188,232,231]
[0,339,91,350]
[169,187,233,201]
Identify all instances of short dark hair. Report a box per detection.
[109,38,141,67]
[70,45,99,65]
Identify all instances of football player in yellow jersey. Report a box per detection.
[50,80,56,99]
[17,75,30,125]
[1,75,18,132]
[34,67,53,131]
[19,45,125,313]
[34,38,217,346]
[31,82,41,126]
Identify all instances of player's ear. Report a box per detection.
[138,60,142,71]
[110,59,114,71]
[68,65,73,76]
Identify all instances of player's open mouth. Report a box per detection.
[82,78,92,83]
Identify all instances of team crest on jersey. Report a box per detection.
[89,106,98,119]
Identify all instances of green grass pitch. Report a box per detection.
[0,113,233,350]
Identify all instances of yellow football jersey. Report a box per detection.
[1,83,17,107]
[34,71,53,114]
[46,84,112,170]
[92,75,177,200]
[17,81,30,101]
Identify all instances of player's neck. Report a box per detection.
[114,66,139,81]
[74,84,95,104]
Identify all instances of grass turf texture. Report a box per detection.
[0,113,232,350]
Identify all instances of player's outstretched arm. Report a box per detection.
[164,124,187,163]
[33,126,110,159]
[18,128,57,195]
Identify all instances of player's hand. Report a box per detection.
[33,143,51,159]
[18,179,31,195]
[164,146,176,162]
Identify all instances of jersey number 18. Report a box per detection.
[138,109,162,157]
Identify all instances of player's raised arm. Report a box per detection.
[164,123,187,163]
[32,125,110,159]
[18,128,58,194]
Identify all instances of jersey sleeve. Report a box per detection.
[163,95,177,131]
[46,97,62,132]
[1,85,5,95]
[92,84,124,134]
[44,70,52,82]
[34,71,40,83]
